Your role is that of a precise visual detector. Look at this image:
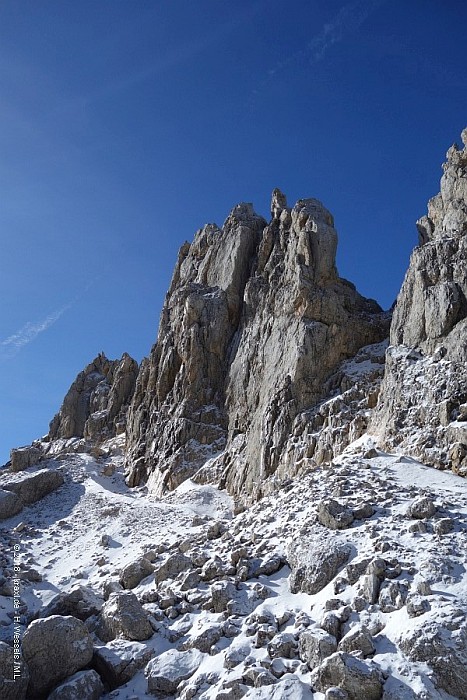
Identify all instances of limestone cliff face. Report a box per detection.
[125,192,389,497]
[48,352,139,444]
[371,128,467,475]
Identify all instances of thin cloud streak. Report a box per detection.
[256,0,387,94]
[0,276,100,360]
[306,0,387,65]
[0,305,71,358]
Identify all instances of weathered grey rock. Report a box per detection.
[0,489,23,520]
[288,533,351,594]
[93,639,153,689]
[10,445,42,472]
[267,632,298,659]
[320,612,342,640]
[298,628,338,669]
[145,648,204,695]
[360,574,381,605]
[211,580,237,613]
[378,581,407,613]
[318,499,354,530]
[48,352,138,444]
[338,625,375,657]
[39,585,103,621]
[182,624,224,653]
[154,553,191,585]
[96,591,153,642]
[0,469,63,506]
[22,615,93,698]
[406,496,436,519]
[372,129,467,474]
[47,670,104,700]
[119,556,154,589]
[311,651,384,699]
[406,594,430,618]
[243,666,277,687]
[399,617,467,698]
[125,195,388,498]
[326,688,349,700]
[0,640,29,700]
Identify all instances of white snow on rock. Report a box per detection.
[0,434,466,699]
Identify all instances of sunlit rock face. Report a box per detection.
[48,352,139,444]
[125,190,389,498]
[371,128,467,475]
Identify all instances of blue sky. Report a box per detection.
[0,0,466,464]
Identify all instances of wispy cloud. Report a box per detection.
[256,0,387,91]
[306,0,386,65]
[0,305,71,359]
[0,277,100,360]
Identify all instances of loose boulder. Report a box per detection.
[145,648,204,695]
[299,628,338,669]
[22,615,93,698]
[311,651,384,700]
[119,556,154,589]
[96,591,153,642]
[288,533,351,594]
[10,445,42,472]
[0,641,29,700]
[46,670,104,700]
[93,639,153,689]
[318,500,354,530]
[1,469,63,506]
[0,489,23,520]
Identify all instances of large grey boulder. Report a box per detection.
[288,532,351,594]
[0,469,63,506]
[153,553,191,585]
[372,128,467,473]
[46,670,104,700]
[311,651,384,699]
[38,585,103,621]
[399,616,467,699]
[22,615,93,698]
[338,625,375,658]
[96,591,153,642]
[298,628,338,669]
[10,445,42,472]
[0,640,29,700]
[119,556,154,589]
[125,194,388,498]
[93,639,153,689]
[0,489,23,520]
[318,499,354,530]
[145,648,204,695]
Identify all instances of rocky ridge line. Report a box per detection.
[371,128,467,476]
[125,191,389,499]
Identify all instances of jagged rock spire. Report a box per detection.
[125,195,389,498]
[371,127,467,475]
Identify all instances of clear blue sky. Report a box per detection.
[1,0,466,464]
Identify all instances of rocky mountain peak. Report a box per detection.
[417,129,467,244]
[125,191,389,499]
[47,351,138,447]
[371,126,467,475]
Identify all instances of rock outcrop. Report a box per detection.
[48,352,138,445]
[126,192,389,497]
[371,128,467,474]
[0,468,64,520]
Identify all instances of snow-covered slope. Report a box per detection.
[1,434,466,699]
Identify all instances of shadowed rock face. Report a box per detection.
[371,128,467,474]
[48,352,139,443]
[125,192,389,497]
